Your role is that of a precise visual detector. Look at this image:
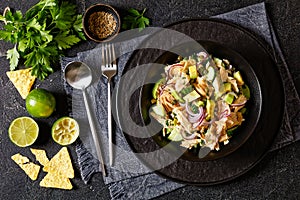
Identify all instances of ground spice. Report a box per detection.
[88,11,117,40]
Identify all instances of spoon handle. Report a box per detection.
[82,89,106,176]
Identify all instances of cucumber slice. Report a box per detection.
[206,66,215,81]
[167,128,183,141]
[171,90,185,103]
[152,104,165,117]
[183,90,200,102]
[152,78,164,99]
[180,85,193,96]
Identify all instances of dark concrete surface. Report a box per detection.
[0,0,299,199]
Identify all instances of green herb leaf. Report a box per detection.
[31,63,53,80]
[27,18,42,31]
[0,15,5,22]
[77,31,86,41]
[73,15,83,32]
[13,11,23,21]
[142,16,150,25]
[0,30,12,41]
[54,1,76,30]
[25,0,56,19]
[0,0,86,80]
[18,39,28,52]
[4,10,14,22]
[122,8,150,31]
[7,46,20,70]
[40,30,53,43]
[128,8,140,16]
[54,32,81,50]
[138,18,146,30]
[24,50,37,67]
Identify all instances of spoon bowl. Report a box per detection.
[65,61,93,90]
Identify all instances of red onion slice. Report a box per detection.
[219,109,230,119]
[197,51,208,59]
[185,102,203,117]
[180,132,197,140]
[231,100,247,107]
[192,114,205,128]
[189,114,201,123]
[167,64,183,79]
[188,106,204,123]
[159,83,175,96]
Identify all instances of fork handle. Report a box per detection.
[107,80,113,166]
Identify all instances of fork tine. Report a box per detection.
[111,44,116,66]
[102,43,116,69]
[106,43,110,68]
[101,44,105,68]
[108,43,112,68]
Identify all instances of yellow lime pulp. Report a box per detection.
[52,117,79,146]
[8,117,39,147]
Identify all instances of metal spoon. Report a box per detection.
[65,61,106,176]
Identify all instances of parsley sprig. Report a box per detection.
[122,8,150,31]
[0,0,85,80]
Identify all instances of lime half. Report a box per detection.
[52,117,79,146]
[9,117,39,147]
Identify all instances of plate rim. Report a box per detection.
[117,18,285,186]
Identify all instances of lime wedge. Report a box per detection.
[52,117,79,146]
[8,117,39,147]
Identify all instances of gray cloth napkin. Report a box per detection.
[60,2,300,199]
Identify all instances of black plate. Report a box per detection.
[116,19,284,185]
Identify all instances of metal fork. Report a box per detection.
[101,43,117,166]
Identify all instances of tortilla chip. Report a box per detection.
[6,68,36,99]
[40,172,72,190]
[11,153,30,164]
[30,148,49,166]
[19,162,40,180]
[11,153,40,180]
[43,147,74,178]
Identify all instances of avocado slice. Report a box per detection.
[233,71,244,85]
[224,93,235,104]
[224,82,232,92]
[213,57,223,67]
[241,84,250,99]
[206,99,215,120]
[188,65,198,79]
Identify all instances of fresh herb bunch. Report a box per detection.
[122,8,150,31]
[0,0,86,80]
